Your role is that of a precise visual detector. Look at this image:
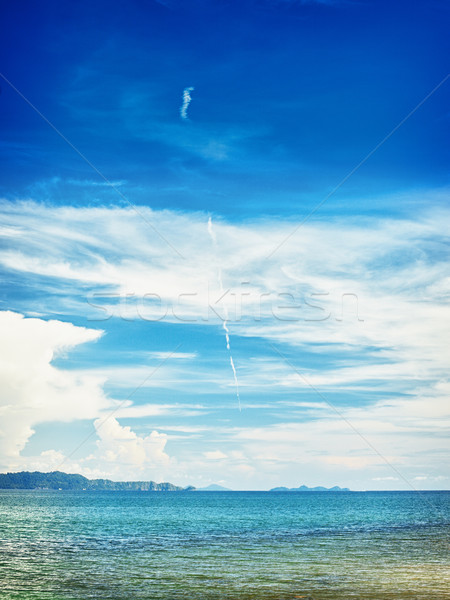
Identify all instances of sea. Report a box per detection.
[0,490,448,599]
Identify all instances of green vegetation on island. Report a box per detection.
[0,471,195,491]
[0,472,352,492]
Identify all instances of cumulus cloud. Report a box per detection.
[94,417,170,469]
[0,311,109,469]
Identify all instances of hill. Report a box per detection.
[196,484,232,491]
[0,471,195,491]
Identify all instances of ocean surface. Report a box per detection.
[0,490,448,600]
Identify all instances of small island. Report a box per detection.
[270,484,350,492]
[0,471,195,492]
[196,484,232,491]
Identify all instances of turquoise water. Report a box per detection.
[0,490,449,599]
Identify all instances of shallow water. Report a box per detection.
[0,490,449,599]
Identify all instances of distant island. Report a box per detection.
[196,484,232,491]
[0,472,352,493]
[0,471,195,492]
[270,485,350,492]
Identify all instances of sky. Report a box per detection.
[0,0,449,490]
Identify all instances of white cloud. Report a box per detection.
[225,385,450,486]
[147,351,197,360]
[94,417,170,469]
[10,420,173,483]
[180,86,194,120]
[0,311,109,469]
[116,402,206,418]
[2,201,449,388]
[2,199,449,397]
[203,450,227,460]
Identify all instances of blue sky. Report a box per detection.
[0,0,449,490]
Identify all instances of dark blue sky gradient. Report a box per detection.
[1,0,449,216]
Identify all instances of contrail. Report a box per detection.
[208,217,241,411]
[180,86,194,120]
